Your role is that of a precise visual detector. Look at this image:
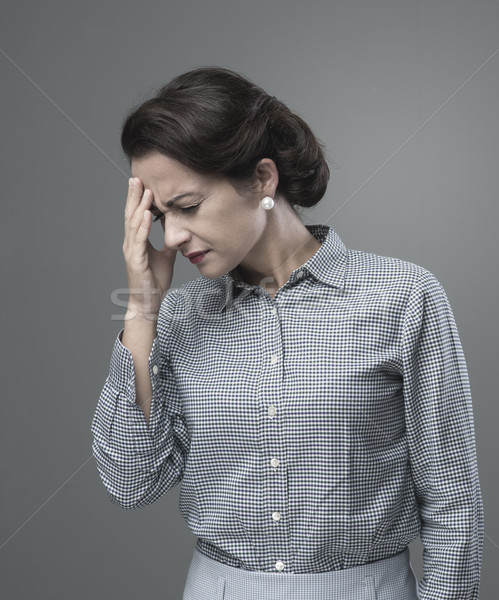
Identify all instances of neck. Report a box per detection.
[237,202,322,297]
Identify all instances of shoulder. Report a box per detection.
[344,249,454,334]
[346,248,443,297]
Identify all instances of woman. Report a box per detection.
[91,66,483,600]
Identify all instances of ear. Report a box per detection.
[254,158,279,197]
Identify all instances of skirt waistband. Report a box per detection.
[183,546,419,600]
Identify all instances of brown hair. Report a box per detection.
[121,66,330,207]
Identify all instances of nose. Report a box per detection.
[163,217,190,251]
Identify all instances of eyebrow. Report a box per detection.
[152,192,200,212]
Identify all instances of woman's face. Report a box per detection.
[130,152,271,279]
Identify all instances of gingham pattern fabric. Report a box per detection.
[183,546,418,600]
[91,225,483,600]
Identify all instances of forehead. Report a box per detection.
[130,152,204,188]
[130,151,238,208]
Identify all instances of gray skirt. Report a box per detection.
[183,547,419,600]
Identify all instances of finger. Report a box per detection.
[134,209,152,245]
[124,179,141,239]
[124,177,143,221]
[127,188,153,237]
[124,209,151,264]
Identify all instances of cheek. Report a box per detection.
[216,201,247,223]
[210,207,247,234]
[204,196,261,245]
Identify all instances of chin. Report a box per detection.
[196,255,239,280]
[196,263,227,280]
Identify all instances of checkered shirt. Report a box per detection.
[91,224,483,599]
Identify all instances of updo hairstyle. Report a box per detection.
[121,66,330,208]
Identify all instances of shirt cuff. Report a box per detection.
[107,329,161,404]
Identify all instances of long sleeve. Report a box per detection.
[90,225,485,578]
[91,291,190,509]
[402,270,483,599]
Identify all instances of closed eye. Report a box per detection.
[179,203,201,214]
[152,203,200,222]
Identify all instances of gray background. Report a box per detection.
[1,0,497,598]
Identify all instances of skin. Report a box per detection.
[126,151,322,300]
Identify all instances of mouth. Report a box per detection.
[184,250,210,264]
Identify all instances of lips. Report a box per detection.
[184,250,210,264]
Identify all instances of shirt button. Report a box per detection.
[275,561,285,572]
[268,405,277,418]
[152,365,159,375]
[270,354,278,365]
[272,512,282,521]
[271,307,277,316]
[270,458,280,468]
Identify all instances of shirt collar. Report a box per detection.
[217,225,348,311]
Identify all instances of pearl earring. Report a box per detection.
[261,196,274,210]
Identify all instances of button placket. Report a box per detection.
[258,296,290,572]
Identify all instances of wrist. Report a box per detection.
[125,304,160,323]
[125,283,164,319]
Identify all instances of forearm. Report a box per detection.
[417,490,483,600]
[91,380,185,509]
[121,307,157,424]
[91,322,189,509]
